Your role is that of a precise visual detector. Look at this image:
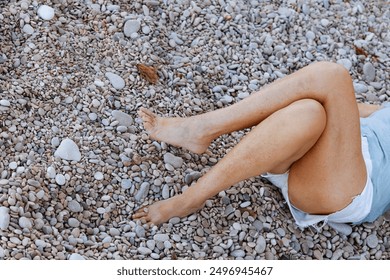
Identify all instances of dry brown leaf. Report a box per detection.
[354,45,368,57]
[137,64,158,84]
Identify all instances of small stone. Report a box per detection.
[306,30,315,41]
[184,171,202,185]
[105,72,125,90]
[94,172,104,180]
[69,253,85,260]
[135,225,146,238]
[54,138,81,162]
[9,162,17,170]
[47,166,56,178]
[109,228,120,237]
[134,182,150,201]
[138,247,152,255]
[0,100,10,107]
[255,235,266,254]
[112,110,133,126]
[231,250,245,258]
[124,20,141,37]
[37,5,55,20]
[19,217,33,229]
[169,217,181,225]
[68,218,80,227]
[22,24,34,35]
[366,234,379,249]
[0,207,10,230]
[363,62,376,82]
[121,179,132,189]
[68,200,82,212]
[328,222,352,236]
[354,83,368,94]
[162,185,170,199]
[154,234,169,242]
[146,240,156,250]
[163,153,183,168]
[337,59,352,71]
[55,174,66,186]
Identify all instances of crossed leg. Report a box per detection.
[133,62,367,225]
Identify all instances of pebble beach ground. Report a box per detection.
[0,0,389,260]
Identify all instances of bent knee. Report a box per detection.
[287,99,326,132]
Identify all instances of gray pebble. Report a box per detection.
[154,234,169,242]
[121,179,132,189]
[22,24,34,34]
[68,200,82,213]
[255,235,266,254]
[135,182,150,201]
[0,207,10,230]
[163,153,183,168]
[363,62,376,82]
[231,250,245,258]
[68,218,80,227]
[112,110,133,126]
[138,247,152,255]
[105,72,125,90]
[124,20,141,37]
[366,234,379,249]
[109,228,120,237]
[55,174,66,186]
[69,253,85,260]
[162,184,170,199]
[19,217,33,229]
[337,58,352,71]
[135,225,146,238]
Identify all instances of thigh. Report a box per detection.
[288,78,367,215]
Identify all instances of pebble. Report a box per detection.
[55,174,66,186]
[255,235,266,254]
[163,153,183,168]
[68,200,82,213]
[54,138,81,162]
[68,218,80,227]
[363,62,376,82]
[112,110,133,126]
[0,99,10,107]
[124,20,141,37]
[231,250,245,258]
[135,225,146,238]
[337,59,352,71]
[105,72,125,90]
[121,179,132,190]
[0,207,10,230]
[94,172,104,180]
[134,182,150,201]
[366,234,379,249]
[37,5,55,20]
[69,253,85,260]
[19,217,33,229]
[138,247,152,255]
[154,234,169,242]
[22,24,34,35]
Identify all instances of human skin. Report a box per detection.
[132,61,381,226]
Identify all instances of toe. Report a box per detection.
[132,207,149,219]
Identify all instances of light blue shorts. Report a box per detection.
[262,137,373,229]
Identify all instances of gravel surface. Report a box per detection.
[0,0,389,260]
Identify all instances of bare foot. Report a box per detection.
[132,194,204,226]
[138,107,214,154]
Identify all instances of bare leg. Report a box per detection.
[139,62,356,154]
[133,99,326,225]
[134,62,367,225]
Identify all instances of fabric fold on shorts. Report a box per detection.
[261,136,373,230]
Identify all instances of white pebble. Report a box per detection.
[38,5,55,20]
[55,174,66,186]
[0,100,10,107]
[94,172,104,180]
